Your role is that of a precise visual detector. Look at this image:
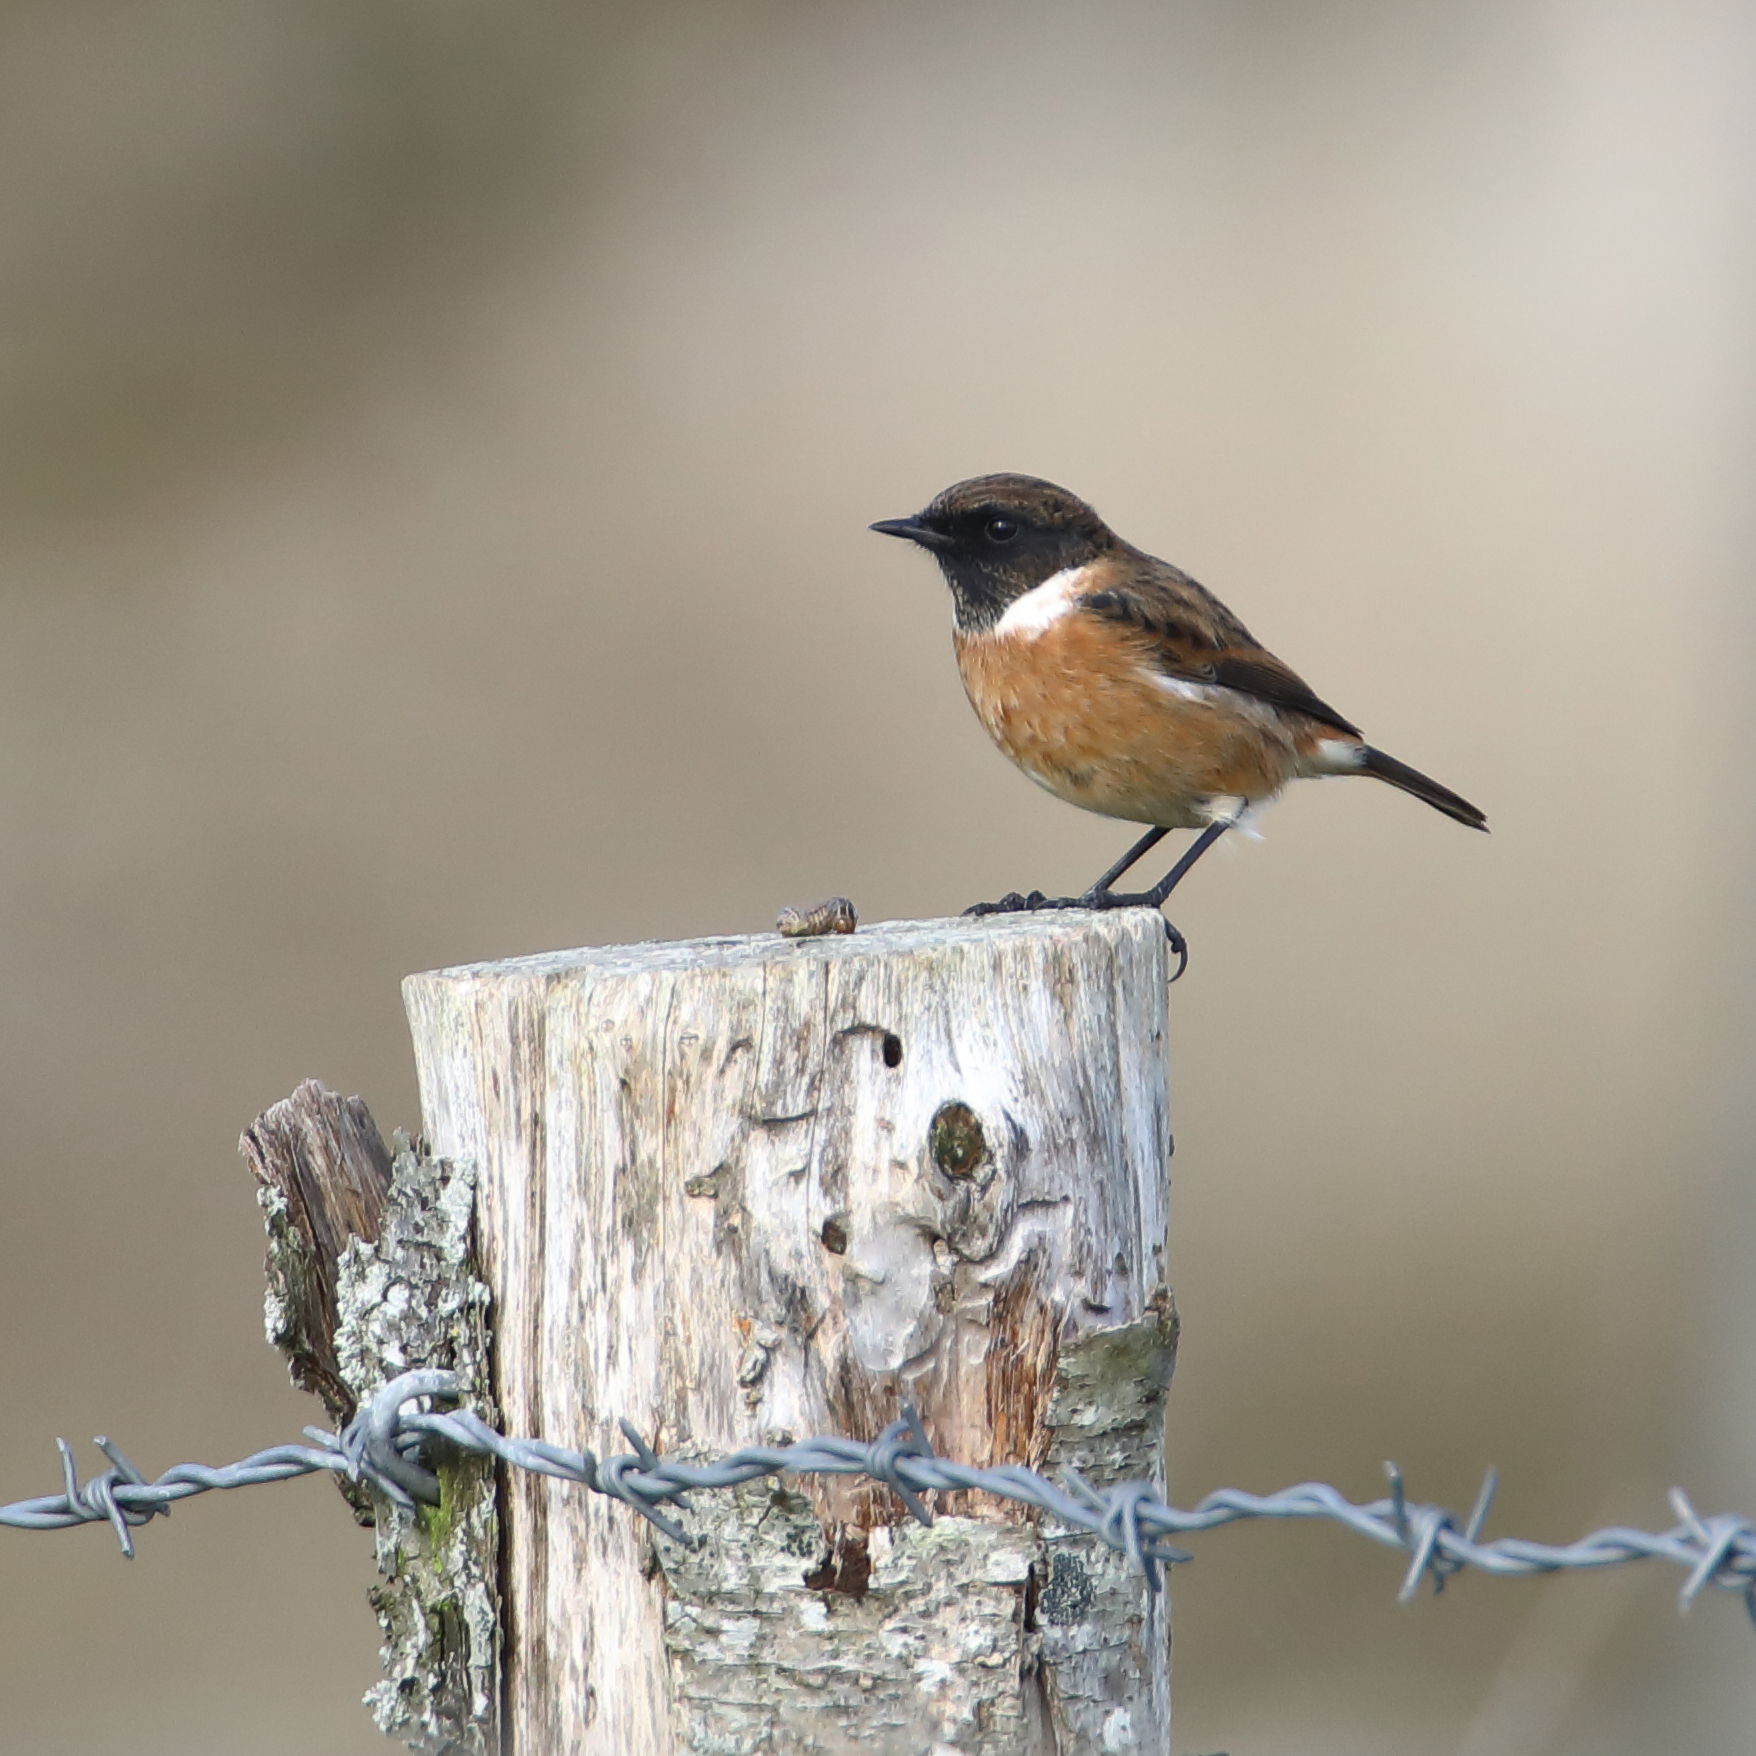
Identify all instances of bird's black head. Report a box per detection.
[871,474,1118,630]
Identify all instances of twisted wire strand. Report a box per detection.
[5,1369,1752,1623]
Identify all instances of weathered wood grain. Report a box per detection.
[404,910,1175,1755]
[241,1078,394,1429]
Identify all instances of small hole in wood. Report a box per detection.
[881,1032,903,1068]
[820,1217,848,1255]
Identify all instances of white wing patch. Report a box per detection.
[1310,737,1368,774]
[992,564,1094,639]
[1141,669,1281,731]
[1145,672,1220,706]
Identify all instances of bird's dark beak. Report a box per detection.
[870,516,953,551]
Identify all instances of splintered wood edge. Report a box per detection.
[240,1078,395,1426]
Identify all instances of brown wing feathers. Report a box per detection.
[1203,654,1362,738]
[1080,571,1487,829]
[1079,578,1361,737]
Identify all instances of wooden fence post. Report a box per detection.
[403,911,1177,1755]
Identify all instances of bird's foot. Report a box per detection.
[962,888,1189,978]
[962,889,1061,917]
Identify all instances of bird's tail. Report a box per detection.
[1360,747,1488,831]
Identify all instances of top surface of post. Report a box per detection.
[408,907,1167,986]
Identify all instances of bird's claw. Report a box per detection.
[962,889,1190,978]
[963,890,1053,917]
[1163,920,1188,980]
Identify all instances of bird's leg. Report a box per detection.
[1077,825,1172,900]
[1094,819,1231,909]
[965,821,1228,917]
[961,820,1231,976]
[962,825,1170,920]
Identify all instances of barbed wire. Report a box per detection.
[6,1369,1753,1622]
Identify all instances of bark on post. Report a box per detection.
[242,1081,500,1752]
[403,911,1177,1755]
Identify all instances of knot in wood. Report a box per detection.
[929,1102,988,1180]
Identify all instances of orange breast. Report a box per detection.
[953,616,1307,827]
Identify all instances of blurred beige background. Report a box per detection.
[2,2,1752,1751]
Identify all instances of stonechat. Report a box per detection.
[872,474,1485,961]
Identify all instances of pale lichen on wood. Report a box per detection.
[405,910,1175,1755]
[243,1083,499,1755]
[656,1480,1042,1754]
[341,1144,499,1756]
[1035,1299,1179,1751]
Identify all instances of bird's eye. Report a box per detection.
[983,516,1019,544]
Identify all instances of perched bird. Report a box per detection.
[871,474,1485,945]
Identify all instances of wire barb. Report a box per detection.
[3,1370,1753,1627]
